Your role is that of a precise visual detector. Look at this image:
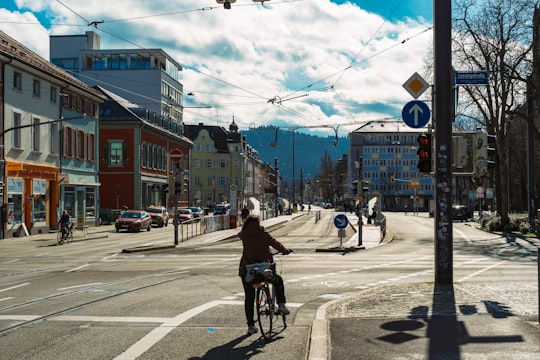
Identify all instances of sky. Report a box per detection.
[0,0,433,138]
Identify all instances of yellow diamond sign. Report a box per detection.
[403,72,429,99]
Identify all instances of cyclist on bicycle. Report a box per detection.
[238,208,292,335]
[58,210,71,237]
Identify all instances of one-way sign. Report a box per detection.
[402,100,431,129]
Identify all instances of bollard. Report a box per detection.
[358,219,363,246]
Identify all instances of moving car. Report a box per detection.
[213,203,230,215]
[177,208,194,223]
[452,205,471,221]
[146,206,169,227]
[189,206,203,220]
[115,210,152,232]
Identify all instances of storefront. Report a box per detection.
[4,162,59,237]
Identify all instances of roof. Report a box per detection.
[96,86,193,145]
[0,30,104,99]
[351,120,430,134]
[184,123,242,153]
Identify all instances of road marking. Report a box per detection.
[0,297,14,302]
[65,264,90,272]
[0,283,30,293]
[4,259,20,264]
[457,260,507,282]
[57,283,103,291]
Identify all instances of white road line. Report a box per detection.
[65,264,90,272]
[0,283,30,293]
[114,300,240,360]
[57,283,103,291]
[0,297,14,302]
[4,259,20,264]
[457,260,507,282]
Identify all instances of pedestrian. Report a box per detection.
[238,208,293,335]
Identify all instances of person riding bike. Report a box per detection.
[58,210,71,238]
[238,208,293,335]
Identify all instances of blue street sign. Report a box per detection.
[402,100,431,129]
[455,70,489,85]
[334,214,349,229]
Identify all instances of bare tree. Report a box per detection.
[453,0,537,225]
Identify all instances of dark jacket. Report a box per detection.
[238,215,290,277]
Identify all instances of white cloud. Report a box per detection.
[1,0,432,136]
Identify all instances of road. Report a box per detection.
[0,210,537,359]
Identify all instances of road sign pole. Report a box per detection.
[434,0,453,284]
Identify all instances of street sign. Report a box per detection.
[402,100,430,128]
[455,70,489,85]
[403,72,430,99]
[408,179,421,189]
[170,148,183,162]
[333,214,349,229]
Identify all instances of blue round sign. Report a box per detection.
[334,214,349,229]
[402,100,431,128]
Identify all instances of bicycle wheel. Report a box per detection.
[256,284,274,339]
[57,231,64,245]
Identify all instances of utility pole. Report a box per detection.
[433,0,454,284]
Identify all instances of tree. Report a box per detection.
[453,0,537,226]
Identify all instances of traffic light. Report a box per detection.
[487,134,496,171]
[416,134,432,173]
[352,180,358,195]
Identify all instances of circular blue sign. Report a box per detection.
[402,100,431,128]
[334,214,349,229]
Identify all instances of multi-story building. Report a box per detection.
[348,120,434,211]
[50,30,191,218]
[96,87,192,218]
[0,30,105,238]
[50,31,184,125]
[184,120,279,213]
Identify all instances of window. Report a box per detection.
[219,177,226,186]
[194,160,201,168]
[76,129,86,160]
[63,126,74,158]
[32,118,40,151]
[220,159,227,168]
[50,123,58,154]
[13,112,21,148]
[87,132,95,162]
[50,86,58,103]
[110,141,124,166]
[33,79,41,97]
[13,71,22,90]
[207,159,213,168]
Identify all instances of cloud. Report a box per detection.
[0,0,432,136]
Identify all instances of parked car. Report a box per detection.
[115,210,152,232]
[177,208,194,223]
[146,206,169,227]
[189,206,203,220]
[213,203,230,215]
[452,205,471,221]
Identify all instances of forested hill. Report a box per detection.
[242,126,349,181]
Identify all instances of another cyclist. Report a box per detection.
[238,208,293,335]
[58,210,71,238]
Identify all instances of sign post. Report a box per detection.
[170,149,183,245]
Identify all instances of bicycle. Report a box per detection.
[246,261,287,340]
[57,223,73,245]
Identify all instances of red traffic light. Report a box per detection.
[416,134,432,173]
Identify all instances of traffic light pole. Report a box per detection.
[433,0,453,284]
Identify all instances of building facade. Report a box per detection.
[96,87,192,219]
[0,30,104,238]
[348,120,434,212]
[50,31,184,125]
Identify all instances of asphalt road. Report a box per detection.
[0,210,537,359]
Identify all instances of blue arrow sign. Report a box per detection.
[334,214,349,229]
[402,100,431,129]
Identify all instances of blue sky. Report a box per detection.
[0,0,434,136]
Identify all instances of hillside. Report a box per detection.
[242,126,349,181]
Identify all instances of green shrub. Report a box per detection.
[518,222,531,234]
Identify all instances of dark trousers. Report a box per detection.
[241,274,286,327]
